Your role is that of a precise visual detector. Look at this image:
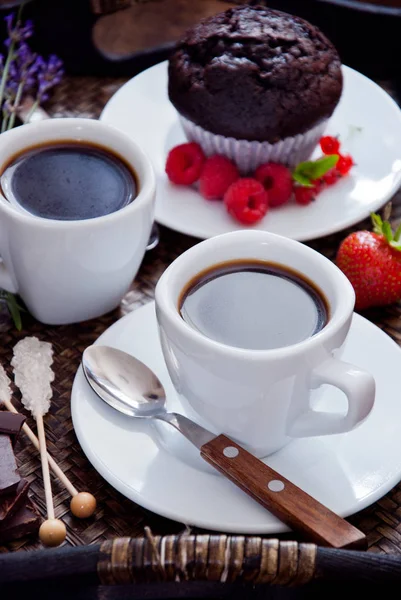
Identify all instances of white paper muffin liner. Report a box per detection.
[179,115,328,174]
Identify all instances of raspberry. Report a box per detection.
[336,154,354,176]
[320,135,340,155]
[165,143,205,185]
[199,155,239,200]
[254,162,293,208]
[224,178,268,225]
[294,186,317,206]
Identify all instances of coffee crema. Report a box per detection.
[179,260,329,350]
[0,140,137,221]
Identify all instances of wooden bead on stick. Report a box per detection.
[39,518,66,547]
[70,492,97,518]
[3,396,96,516]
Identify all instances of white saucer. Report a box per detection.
[101,61,401,242]
[71,302,401,534]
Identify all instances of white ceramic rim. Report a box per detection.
[0,117,156,229]
[155,229,355,360]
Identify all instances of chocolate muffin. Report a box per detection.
[168,5,343,171]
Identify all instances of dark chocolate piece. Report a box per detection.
[0,479,30,521]
[0,499,41,543]
[0,434,20,496]
[0,412,26,447]
[168,5,343,142]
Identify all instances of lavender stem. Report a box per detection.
[0,2,25,115]
[24,97,39,122]
[7,78,24,129]
[0,39,16,116]
[1,112,9,133]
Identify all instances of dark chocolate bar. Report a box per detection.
[0,479,30,521]
[0,412,26,447]
[0,434,20,496]
[0,499,41,543]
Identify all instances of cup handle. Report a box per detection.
[0,260,18,294]
[287,358,375,437]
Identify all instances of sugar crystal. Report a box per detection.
[12,337,54,418]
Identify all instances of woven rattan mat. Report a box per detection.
[0,74,401,554]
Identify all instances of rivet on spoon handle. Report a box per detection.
[200,434,367,550]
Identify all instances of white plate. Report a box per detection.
[71,302,401,534]
[101,61,401,242]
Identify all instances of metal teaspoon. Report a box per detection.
[82,345,366,550]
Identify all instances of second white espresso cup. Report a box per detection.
[155,230,375,458]
[0,118,155,325]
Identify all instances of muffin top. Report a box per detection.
[168,5,343,143]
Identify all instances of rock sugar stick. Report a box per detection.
[11,337,66,547]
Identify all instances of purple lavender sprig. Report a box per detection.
[3,41,39,130]
[22,54,64,126]
[36,54,63,103]
[4,12,33,47]
[0,6,32,107]
[0,11,64,132]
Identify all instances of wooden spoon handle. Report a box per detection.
[200,434,366,550]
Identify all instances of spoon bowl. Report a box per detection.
[82,345,166,417]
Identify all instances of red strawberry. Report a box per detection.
[254,162,293,208]
[224,178,268,225]
[336,214,401,310]
[199,155,239,200]
[165,143,205,185]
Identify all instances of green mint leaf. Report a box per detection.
[307,154,339,179]
[371,213,383,235]
[295,155,339,181]
[5,293,22,331]
[382,221,393,243]
[292,172,314,187]
[294,161,315,181]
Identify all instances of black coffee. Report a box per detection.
[0,141,137,220]
[179,260,328,350]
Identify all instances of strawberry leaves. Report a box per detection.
[394,223,401,243]
[371,212,384,234]
[293,155,339,187]
[371,213,401,251]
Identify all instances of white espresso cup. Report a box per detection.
[155,230,375,458]
[0,118,155,325]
